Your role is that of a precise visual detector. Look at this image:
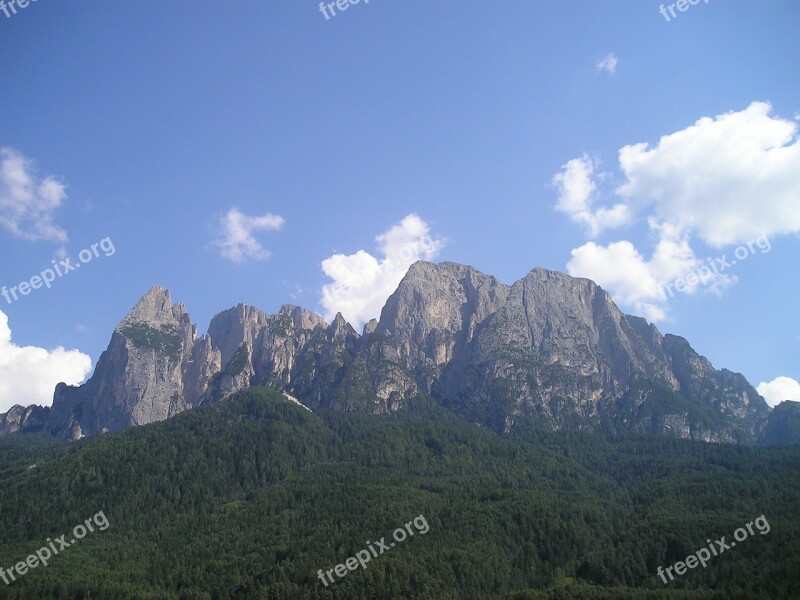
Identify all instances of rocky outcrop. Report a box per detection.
[201,342,255,404]
[0,404,50,436]
[3,261,786,444]
[46,287,221,440]
[204,304,357,408]
[352,263,769,441]
[758,401,800,446]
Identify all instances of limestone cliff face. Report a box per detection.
[47,287,221,440]
[41,290,359,440]
[0,404,49,436]
[201,342,255,404]
[336,263,770,442]
[5,262,785,444]
[204,304,357,408]
[431,267,682,433]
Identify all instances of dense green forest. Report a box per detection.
[0,388,797,599]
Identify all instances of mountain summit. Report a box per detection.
[1,261,786,444]
[46,286,221,439]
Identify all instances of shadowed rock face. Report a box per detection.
[7,261,784,444]
[758,401,800,446]
[0,404,50,436]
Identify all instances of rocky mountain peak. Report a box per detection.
[363,319,378,336]
[379,260,508,336]
[328,312,356,338]
[3,261,789,445]
[46,286,219,440]
[207,304,270,367]
[278,305,327,331]
[0,404,50,436]
[118,285,186,328]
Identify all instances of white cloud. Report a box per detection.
[567,240,665,322]
[596,53,618,75]
[566,220,737,320]
[553,102,799,320]
[757,376,800,408]
[552,155,631,237]
[0,311,92,413]
[616,101,800,247]
[213,207,285,263]
[0,147,68,243]
[320,214,444,329]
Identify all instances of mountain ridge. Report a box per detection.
[0,260,790,445]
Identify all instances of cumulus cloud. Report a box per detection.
[757,376,800,408]
[566,220,736,321]
[0,311,92,413]
[0,147,68,243]
[320,214,444,330]
[596,53,618,75]
[552,154,631,237]
[553,102,798,320]
[616,101,800,247]
[213,208,285,263]
[568,240,665,322]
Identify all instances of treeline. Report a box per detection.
[0,388,797,599]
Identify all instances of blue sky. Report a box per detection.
[1,0,798,412]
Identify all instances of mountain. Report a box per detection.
[0,261,792,444]
[366,263,768,441]
[0,404,49,436]
[757,401,800,446]
[45,286,221,440]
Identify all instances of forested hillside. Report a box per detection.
[0,389,797,599]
